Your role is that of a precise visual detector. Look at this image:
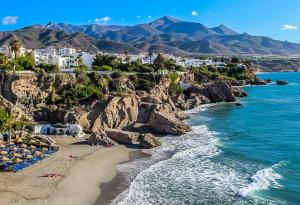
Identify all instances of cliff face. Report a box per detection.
[0,72,249,148]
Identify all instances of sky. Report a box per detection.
[1,0,300,43]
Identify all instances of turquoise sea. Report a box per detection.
[113,72,300,205]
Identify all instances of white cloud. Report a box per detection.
[2,16,19,25]
[282,24,298,30]
[148,15,152,19]
[136,16,142,18]
[94,16,112,24]
[191,10,198,16]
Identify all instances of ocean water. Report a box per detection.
[113,72,300,205]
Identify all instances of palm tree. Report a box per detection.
[10,40,22,60]
[0,53,8,65]
[10,40,22,73]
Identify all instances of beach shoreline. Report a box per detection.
[0,136,141,205]
[93,150,151,205]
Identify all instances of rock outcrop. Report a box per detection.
[188,81,236,103]
[87,131,117,146]
[173,93,210,110]
[92,94,138,131]
[149,109,191,135]
[105,129,139,144]
[276,80,289,85]
[139,134,161,149]
[232,87,248,97]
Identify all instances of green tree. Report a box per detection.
[94,65,113,71]
[153,53,165,70]
[10,40,22,73]
[0,53,8,65]
[92,54,119,69]
[10,40,22,60]
[15,56,35,71]
[231,56,240,63]
[0,109,12,132]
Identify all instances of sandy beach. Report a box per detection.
[0,136,137,205]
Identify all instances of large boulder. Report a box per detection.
[189,81,236,103]
[232,87,248,97]
[105,129,139,144]
[173,94,210,110]
[207,81,236,102]
[87,131,117,146]
[92,95,139,131]
[139,134,161,149]
[149,109,191,135]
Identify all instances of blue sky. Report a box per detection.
[1,0,300,43]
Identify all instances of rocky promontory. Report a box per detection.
[0,71,255,148]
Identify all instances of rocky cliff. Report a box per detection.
[0,72,251,148]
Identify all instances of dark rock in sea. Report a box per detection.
[232,87,248,97]
[246,78,268,85]
[228,80,247,86]
[188,81,236,103]
[235,103,242,107]
[266,79,272,83]
[276,80,289,85]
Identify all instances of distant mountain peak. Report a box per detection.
[211,24,239,35]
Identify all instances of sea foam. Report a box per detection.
[238,162,285,197]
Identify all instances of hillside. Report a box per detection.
[2,16,300,55]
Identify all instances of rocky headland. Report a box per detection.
[0,71,268,149]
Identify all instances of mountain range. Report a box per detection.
[1,16,300,56]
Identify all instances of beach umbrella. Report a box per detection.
[29,145,37,150]
[20,144,27,148]
[0,140,5,144]
[29,139,36,145]
[7,141,15,146]
[21,148,30,154]
[25,155,33,160]
[10,147,18,152]
[42,147,49,152]
[14,158,23,164]
[15,138,23,143]
[12,153,22,158]
[0,150,7,155]
[0,144,6,148]
[0,156,10,161]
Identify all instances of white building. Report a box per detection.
[58,47,77,56]
[0,47,10,57]
[82,52,95,68]
[32,47,80,70]
[34,124,84,137]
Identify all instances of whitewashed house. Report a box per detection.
[82,52,95,68]
[34,124,84,137]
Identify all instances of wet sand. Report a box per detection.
[93,150,150,205]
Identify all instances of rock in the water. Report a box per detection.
[105,129,139,144]
[139,134,161,149]
[188,81,236,103]
[149,110,191,135]
[246,78,268,85]
[232,87,248,97]
[235,103,242,107]
[207,81,236,102]
[276,80,289,85]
